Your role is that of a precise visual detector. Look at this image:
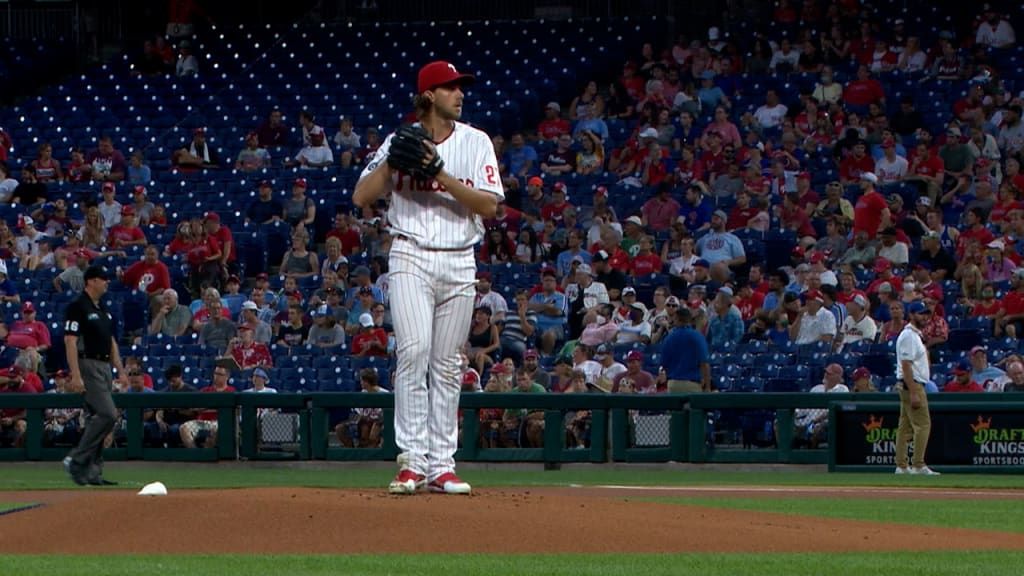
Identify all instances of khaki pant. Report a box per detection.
[895,381,932,468]
[668,380,703,394]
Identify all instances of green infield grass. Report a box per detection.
[651,497,1024,533]
[2,552,1024,576]
[2,462,1024,491]
[0,503,33,513]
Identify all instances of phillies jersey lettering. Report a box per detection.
[361,122,504,250]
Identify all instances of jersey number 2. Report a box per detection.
[485,165,497,185]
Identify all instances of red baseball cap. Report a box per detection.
[873,258,892,273]
[527,176,544,187]
[285,290,302,300]
[204,212,219,222]
[293,177,307,188]
[851,367,871,380]
[133,185,147,196]
[256,272,269,280]
[22,301,34,313]
[417,61,475,94]
[797,172,811,180]
[120,205,134,216]
[791,246,805,257]
[595,186,608,197]
[809,252,826,264]
[804,290,825,303]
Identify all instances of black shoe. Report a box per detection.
[88,478,118,486]
[63,457,88,486]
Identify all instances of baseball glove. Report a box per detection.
[386,124,444,180]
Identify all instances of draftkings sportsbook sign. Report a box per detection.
[833,406,1024,468]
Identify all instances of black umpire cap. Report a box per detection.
[84,265,110,281]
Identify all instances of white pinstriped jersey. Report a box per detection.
[360,122,505,250]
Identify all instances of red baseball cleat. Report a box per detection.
[389,469,426,495]
[428,472,471,495]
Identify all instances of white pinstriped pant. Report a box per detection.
[388,238,476,480]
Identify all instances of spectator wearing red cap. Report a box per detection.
[6,301,50,352]
[0,365,37,447]
[234,131,272,171]
[172,127,220,171]
[127,185,155,225]
[874,138,908,185]
[836,293,877,351]
[84,135,127,182]
[107,205,147,248]
[228,325,272,370]
[611,350,655,393]
[793,363,849,448]
[283,177,316,229]
[944,360,984,392]
[791,289,837,345]
[540,182,574,224]
[519,176,549,225]
[96,181,123,230]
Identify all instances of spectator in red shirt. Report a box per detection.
[777,191,818,243]
[641,183,681,232]
[852,172,890,240]
[998,270,1024,337]
[537,102,570,141]
[906,142,945,202]
[728,189,761,231]
[540,183,574,225]
[484,200,524,241]
[255,108,289,149]
[203,211,236,273]
[228,325,272,370]
[630,235,663,277]
[107,206,147,248]
[843,65,886,108]
[734,280,765,321]
[944,361,984,392]
[180,365,237,449]
[867,258,904,294]
[848,21,876,65]
[0,365,37,447]
[839,141,876,184]
[5,301,50,352]
[351,312,388,357]
[325,212,362,256]
[118,244,171,312]
[957,207,996,256]
[620,62,645,101]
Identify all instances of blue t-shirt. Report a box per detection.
[528,291,567,333]
[573,118,609,142]
[696,231,746,266]
[678,198,713,232]
[504,145,539,177]
[661,326,709,381]
[0,278,18,297]
[697,86,726,110]
[556,249,592,278]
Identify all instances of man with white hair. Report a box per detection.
[836,293,877,351]
[995,362,1024,392]
[793,363,850,448]
[148,289,191,337]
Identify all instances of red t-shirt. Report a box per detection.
[944,379,984,393]
[630,253,663,276]
[728,206,760,231]
[867,276,903,294]
[197,385,237,420]
[212,225,236,262]
[836,289,868,306]
[0,380,37,417]
[622,76,646,101]
[590,244,631,272]
[840,155,875,182]
[325,228,362,255]
[537,119,570,140]
[352,327,388,357]
[735,291,765,321]
[956,227,995,256]
[780,205,816,238]
[541,201,574,224]
[843,79,885,106]
[192,307,233,327]
[1003,290,1024,316]
[910,155,944,178]
[107,225,145,247]
[989,200,1023,224]
[122,260,171,295]
[972,299,1003,317]
[853,190,887,239]
[5,320,51,349]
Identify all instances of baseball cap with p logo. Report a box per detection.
[417,61,475,94]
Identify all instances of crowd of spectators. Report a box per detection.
[6,3,1024,451]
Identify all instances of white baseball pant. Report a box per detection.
[388,238,476,480]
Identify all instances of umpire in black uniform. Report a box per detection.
[63,265,125,486]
